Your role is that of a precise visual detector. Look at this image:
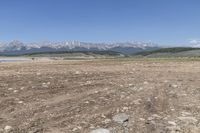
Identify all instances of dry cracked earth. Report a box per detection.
[0,59,200,133]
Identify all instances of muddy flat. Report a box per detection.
[0,59,200,133]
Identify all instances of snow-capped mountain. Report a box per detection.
[0,40,159,55]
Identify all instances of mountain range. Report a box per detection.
[0,40,159,55]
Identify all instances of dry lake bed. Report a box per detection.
[0,59,200,133]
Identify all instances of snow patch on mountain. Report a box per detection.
[0,40,158,54]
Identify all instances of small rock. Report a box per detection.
[8,88,13,91]
[133,99,142,105]
[122,107,129,111]
[91,128,111,133]
[178,117,198,124]
[18,101,23,104]
[139,118,145,121]
[85,101,89,104]
[104,119,111,124]
[75,71,80,74]
[181,111,192,116]
[172,84,178,88]
[36,73,41,76]
[138,87,144,91]
[72,128,78,132]
[129,86,137,91]
[86,81,92,85]
[4,126,13,133]
[152,114,161,119]
[168,121,177,126]
[128,84,133,86]
[130,86,143,91]
[101,114,106,118]
[164,80,168,83]
[77,126,82,129]
[147,117,154,121]
[171,108,175,111]
[113,113,129,124]
[42,83,48,88]
[13,90,18,93]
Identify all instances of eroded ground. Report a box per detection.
[0,59,200,133]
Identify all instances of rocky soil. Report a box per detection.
[0,59,200,133]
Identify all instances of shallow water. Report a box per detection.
[0,60,29,62]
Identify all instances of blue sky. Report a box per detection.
[0,0,200,45]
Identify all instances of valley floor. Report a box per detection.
[0,59,200,133]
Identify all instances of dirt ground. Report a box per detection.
[0,59,200,133]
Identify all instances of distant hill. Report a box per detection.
[25,51,123,57]
[0,50,125,59]
[133,47,200,57]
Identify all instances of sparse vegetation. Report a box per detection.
[134,47,200,56]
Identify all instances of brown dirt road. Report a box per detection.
[0,59,200,133]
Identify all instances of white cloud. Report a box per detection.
[189,39,200,47]
[189,40,198,44]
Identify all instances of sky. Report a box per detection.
[0,0,200,46]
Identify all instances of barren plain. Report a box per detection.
[0,59,200,133]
